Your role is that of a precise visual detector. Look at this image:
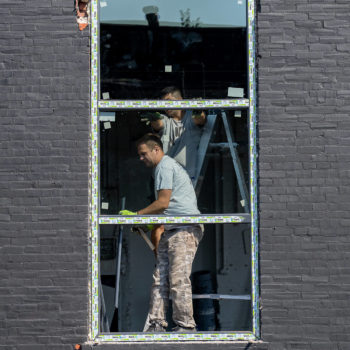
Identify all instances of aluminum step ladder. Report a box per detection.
[191,110,251,307]
[193,111,250,213]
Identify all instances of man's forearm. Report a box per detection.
[138,189,171,215]
[137,200,167,215]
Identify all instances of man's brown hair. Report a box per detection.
[159,86,182,99]
[136,133,163,150]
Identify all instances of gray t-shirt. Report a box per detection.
[154,155,200,216]
[159,111,203,181]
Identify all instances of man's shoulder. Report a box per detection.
[157,156,184,174]
[158,155,176,168]
[162,115,173,125]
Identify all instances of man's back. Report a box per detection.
[160,112,203,181]
[154,155,200,216]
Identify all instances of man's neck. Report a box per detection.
[173,111,185,122]
[154,153,165,167]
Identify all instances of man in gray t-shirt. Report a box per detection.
[124,134,203,333]
[151,86,206,182]
[154,155,200,217]
[160,110,202,182]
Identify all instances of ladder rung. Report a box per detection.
[208,142,238,149]
[192,293,251,300]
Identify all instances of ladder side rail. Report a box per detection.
[100,280,111,332]
[221,111,250,213]
[193,113,217,190]
[114,197,126,309]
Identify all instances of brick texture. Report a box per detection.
[258,0,350,349]
[1,0,350,349]
[0,0,90,349]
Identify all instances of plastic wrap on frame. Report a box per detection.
[98,332,255,342]
[90,0,258,342]
[99,215,249,225]
[248,0,260,339]
[90,0,99,340]
[98,99,250,109]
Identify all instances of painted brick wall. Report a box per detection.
[0,0,90,348]
[258,1,350,349]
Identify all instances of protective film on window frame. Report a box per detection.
[90,0,259,342]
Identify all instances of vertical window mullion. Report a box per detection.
[91,0,258,341]
[90,0,100,340]
[247,0,259,339]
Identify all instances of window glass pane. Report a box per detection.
[99,0,247,99]
[99,109,249,215]
[99,223,252,332]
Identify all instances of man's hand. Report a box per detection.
[132,224,154,232]
[140,112,165,131]
[192,110,206,125]
[151,225,164,258]
[140,112,165,125]
[119,209,137,216]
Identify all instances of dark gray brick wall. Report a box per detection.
[258,1,350,349]
[2,0,350,349]
[0,0,90,349]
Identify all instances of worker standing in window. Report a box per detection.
[120,134,203,332]
[150,86,206,183]
[145,87,207,277]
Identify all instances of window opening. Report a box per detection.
[99,0,247,100]
[99,109,249,216]
[90,0,259,342]
[100,223,252,333]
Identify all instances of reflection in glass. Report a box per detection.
[100,0,246,27]
[99,0,247,99]
[99,109,249,215]
[99,223,252,332]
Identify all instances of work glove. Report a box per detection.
[119,209,137,216]
[119,210,154,232]
[132,224,154,232]
[140,112,165,125]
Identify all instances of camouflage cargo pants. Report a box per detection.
[146,225,203,329]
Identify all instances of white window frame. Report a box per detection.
[89,0,259,342]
